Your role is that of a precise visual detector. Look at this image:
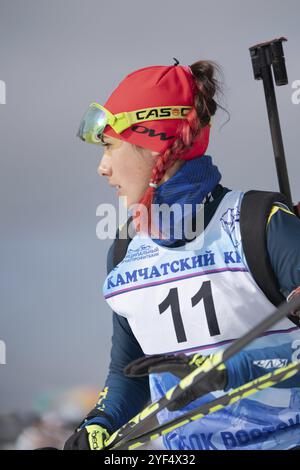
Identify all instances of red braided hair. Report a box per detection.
[132,106,201,237]
[131,59,229,238]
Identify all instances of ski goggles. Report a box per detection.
[77,102,193,144]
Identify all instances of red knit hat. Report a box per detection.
[102,64,211,160]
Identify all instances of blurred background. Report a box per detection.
[0,0,299,449]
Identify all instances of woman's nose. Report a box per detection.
[97,156,112,177]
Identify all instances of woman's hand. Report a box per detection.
[63,424,110,450]
[124,352,227,411]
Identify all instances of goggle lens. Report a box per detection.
[77,104,108,144]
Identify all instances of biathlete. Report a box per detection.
[64,60,300,450]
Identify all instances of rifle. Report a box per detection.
[249,37,300,217]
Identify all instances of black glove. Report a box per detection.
[63,405,113,450]
[63,423,110,450]
[124,352,227,411]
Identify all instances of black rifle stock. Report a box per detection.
[249,37,300,216]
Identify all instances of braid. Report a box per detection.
[132,59,229,238]
[133,109,202,237]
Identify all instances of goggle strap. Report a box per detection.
[112,106,194,133]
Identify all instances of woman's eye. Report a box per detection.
[102,143,110,148]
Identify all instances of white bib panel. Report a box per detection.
[103,191,294,354]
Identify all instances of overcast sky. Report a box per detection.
[0,0,299,412]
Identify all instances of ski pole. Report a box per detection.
[39,295,300,451]
[37,354,300,451]
[249,37,300,216]
[111,359,300,450]
[36,354,300,452]
[104,294,300,450]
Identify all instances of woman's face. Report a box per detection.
[97,134,158,207]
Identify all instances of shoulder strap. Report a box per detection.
[112,216,134,268]
[240,190,299,327]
